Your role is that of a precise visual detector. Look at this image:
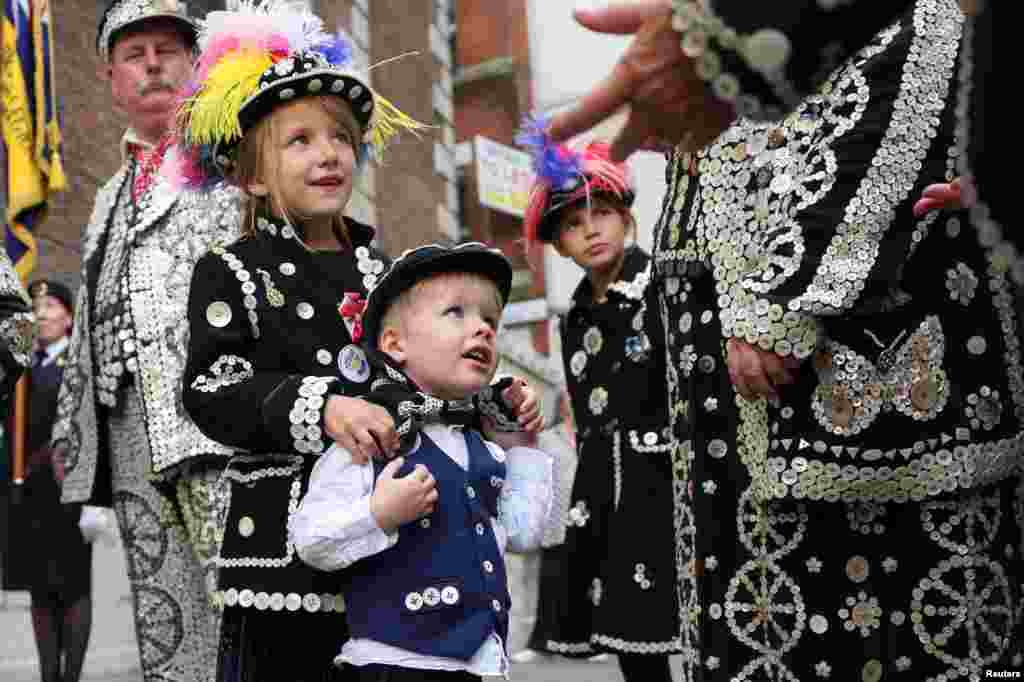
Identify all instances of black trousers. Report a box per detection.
[343,664,480,682]
[219,610,350,682]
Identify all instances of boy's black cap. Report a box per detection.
[362,242,513,347]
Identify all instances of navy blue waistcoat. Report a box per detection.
[343,430,510,661]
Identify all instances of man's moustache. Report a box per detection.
[136,79,177,96]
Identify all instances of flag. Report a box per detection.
[2,0,66,281]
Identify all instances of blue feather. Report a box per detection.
[515,114,581,189]
[312,34,354,68]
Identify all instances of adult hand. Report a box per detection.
[369,458,439,532]
[547,0,734,160]
[323,395,399,464]
[912,177,975,218]
[51,446,67,484]
[725,338,801,401]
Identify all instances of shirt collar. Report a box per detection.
[253,209,376,252]
[120,128,154,163]
[42,336,69,363]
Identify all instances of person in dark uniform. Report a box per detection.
[517,134,679,681]
[173,4,539,680]
[21,279,93,682]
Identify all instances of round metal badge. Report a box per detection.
[337,344,371,383]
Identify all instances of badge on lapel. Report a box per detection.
[338,344,370,383]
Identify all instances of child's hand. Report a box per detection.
[370,458,438,532]
[482,417,539,451]
[725,338,802,402]
[323,395,399,464]
[503,377,544,433]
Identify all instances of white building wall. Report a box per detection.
[526,1,668,313]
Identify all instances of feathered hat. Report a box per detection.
[516,114,635,244]
[166,0,427,190]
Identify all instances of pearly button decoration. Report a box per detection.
[296,302,314,319]
[422,587,441,606]
[279,262,296,276]
[316,349,332,365]
[967,336,987,355]
[302,593,322,613]
[404,592,423,611]
[207,301,232,328]
[238,516,255,538]
[483,560,494,573]
[810,614,828,634]
[285,593,302,611]
[440,586,460,605]
[708,439,728,459]
[743,28,792,74]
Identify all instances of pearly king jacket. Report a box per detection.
[0,249,33,412]
[54,137,240,505]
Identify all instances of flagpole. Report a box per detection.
[11,374,26,485]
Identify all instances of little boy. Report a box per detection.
[289,243,553,681]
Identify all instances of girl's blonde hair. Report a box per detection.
[234,96,363,247]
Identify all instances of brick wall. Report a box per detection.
[370,0,456,256]
[29,1,130,287]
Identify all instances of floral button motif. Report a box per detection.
[567,501,590,527]
[589,386,609,415]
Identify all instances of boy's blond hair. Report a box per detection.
[377,270,505,347]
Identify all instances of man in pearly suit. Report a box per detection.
[51,2,239,680]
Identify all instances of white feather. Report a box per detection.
[197,0,329,52]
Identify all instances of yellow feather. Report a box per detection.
[183,50,272,146]
[367,93,431,161]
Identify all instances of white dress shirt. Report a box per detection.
[288,423,553,678]
[38,337,69,367]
